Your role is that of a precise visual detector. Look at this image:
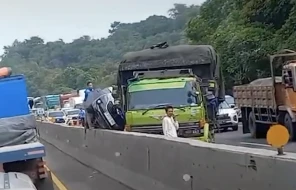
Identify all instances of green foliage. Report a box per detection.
[0,4,199,97]
[186,0,296,89]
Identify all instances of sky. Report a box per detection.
[0,0,205,54]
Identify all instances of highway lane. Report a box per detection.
[214,124,296,153]
[42,140,134,190]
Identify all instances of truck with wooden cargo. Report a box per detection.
[234,49,296,141]
[0,67,54,189]
[116,42,225,137]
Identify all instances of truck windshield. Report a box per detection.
[48,112,64,117]
[128,82,198,110]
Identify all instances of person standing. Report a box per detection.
[78,108,86,127]
[84,82,94,102]
[84,81,94,128]
[162,106,179,137]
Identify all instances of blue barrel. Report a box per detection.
[0,75,30,118]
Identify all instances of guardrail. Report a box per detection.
[37,121,296,190]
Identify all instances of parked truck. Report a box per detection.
[234,49,296,141]
[43,95,61,110]
[117,43,225,137]
[60,91,79,108]
[0,67,54,189]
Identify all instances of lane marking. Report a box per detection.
[240,142,271,147]
[45,165,68,190]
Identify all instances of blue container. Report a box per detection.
[0,75,30,118]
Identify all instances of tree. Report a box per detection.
[0,4,199,96]
[186,0,296,89]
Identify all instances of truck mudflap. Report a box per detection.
[35,171,54,190]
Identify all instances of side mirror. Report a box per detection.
[230,105,235,108]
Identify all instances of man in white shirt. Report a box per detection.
[162,106,179,137]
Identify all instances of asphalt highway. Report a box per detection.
[214,124,296,153]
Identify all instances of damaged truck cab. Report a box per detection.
[117,43,225,137]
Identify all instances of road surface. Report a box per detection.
[43,140,134,190]
[215,124,296,153]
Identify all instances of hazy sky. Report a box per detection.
[0,0,205,54]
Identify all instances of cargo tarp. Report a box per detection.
[249,77,282,86]
[0,114,38,147]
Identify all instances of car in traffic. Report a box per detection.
[217,101,239,131]
[64,109,80,119]
[225,95,241,122]
[46,111,66,123]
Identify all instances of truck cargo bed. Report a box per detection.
[233,85,277,109]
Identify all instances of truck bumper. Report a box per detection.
[130,123,202,137]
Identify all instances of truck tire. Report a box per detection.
[248,111,266,138]
[284,113,295,141]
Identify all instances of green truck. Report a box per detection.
[117,43,225,137]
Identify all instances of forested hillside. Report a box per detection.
[0,4,199,96]
[1,1,296,96]
[186,0,296,90]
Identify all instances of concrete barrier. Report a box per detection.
[37,121,296,190]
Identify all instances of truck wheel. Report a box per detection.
[248,111,266,138]
[284,113,295,141]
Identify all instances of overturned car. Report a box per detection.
[84,88,125,130]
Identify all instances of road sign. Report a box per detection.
[267,124,289,154]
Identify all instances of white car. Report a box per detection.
[46,111,66,123]
[217,101,239,131]
[64,109,80,120]
[225,95,241,121]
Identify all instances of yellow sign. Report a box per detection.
[267,124,289,148]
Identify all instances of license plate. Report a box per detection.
[104,112,116,126]
[219,120,226,124]
[185,129,199,134]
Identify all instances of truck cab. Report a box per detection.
[117,43,225,137]
[125,69,206,136]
